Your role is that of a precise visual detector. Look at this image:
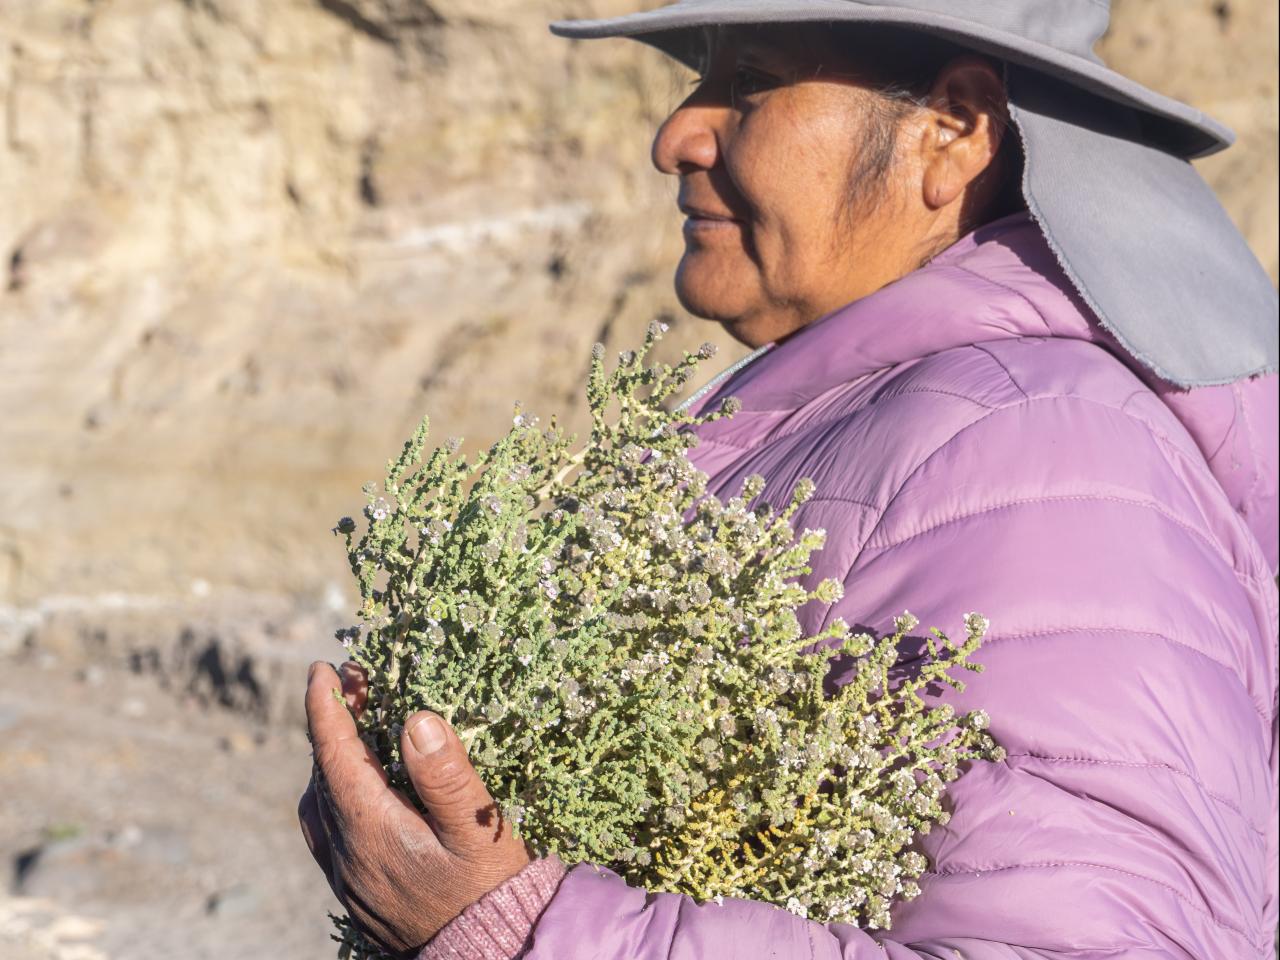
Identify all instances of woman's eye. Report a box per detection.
[684,66,779,100]
[730,66,777,98]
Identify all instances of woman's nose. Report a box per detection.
[652,101,721,176]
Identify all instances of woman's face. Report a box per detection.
[651,27,1002,347]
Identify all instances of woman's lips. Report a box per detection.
[680,201,742,219]
[681,207,744,236]
[684,216,741,233]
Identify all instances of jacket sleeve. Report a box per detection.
[429,393,1278,960]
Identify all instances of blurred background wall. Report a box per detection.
[0,2,1275,957]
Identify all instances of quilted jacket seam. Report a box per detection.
[1119,386,1276,585]
[1003,752,1267,838]
[691,384,998,453]
[947,264,1054,339]
[863,492,1230,569]
[919,861,1266,950]
[864,383,1004,410]
[851,396,1152,551]
[1235,381,1263,513]
[970,342,1031,399]
[681,387,994,453]
[682,434,761,453]
[981,628,1266,722]
[1116,387,1245,493]
[803,494,881,511]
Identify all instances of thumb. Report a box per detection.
[401,712,507,852]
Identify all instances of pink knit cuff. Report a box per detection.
[418,855,567,960]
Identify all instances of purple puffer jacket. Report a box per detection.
[425,212,1280,959]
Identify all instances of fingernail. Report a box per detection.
[308,662,319,682]
[409,714,447,755]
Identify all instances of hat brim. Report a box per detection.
[550,0,1233,159]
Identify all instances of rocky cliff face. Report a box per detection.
[0,0,700,619]
[1,0,1275,632]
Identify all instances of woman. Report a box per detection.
[298,3,1279,958]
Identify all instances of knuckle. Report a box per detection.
[394,820,438,860]
[426,762,476,807]
[313,740,348,777]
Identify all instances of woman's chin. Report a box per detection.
[675,276,783,347]
[675,263,756,324]
[679,303,770,349]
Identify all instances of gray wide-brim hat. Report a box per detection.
[551,0,1279,387]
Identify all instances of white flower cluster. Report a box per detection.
[329,323,1001,959]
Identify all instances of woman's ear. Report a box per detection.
[919,56,1008,210]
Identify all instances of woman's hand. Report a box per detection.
[297,662,531,958]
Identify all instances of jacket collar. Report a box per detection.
[686,211,1112,425]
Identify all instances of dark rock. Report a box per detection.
[206,883,261,917]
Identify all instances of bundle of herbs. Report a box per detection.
[329,324,1001,957]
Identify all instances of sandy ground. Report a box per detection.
[1,651,337,960]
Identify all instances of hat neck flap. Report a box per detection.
[1008,66,1278,387]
